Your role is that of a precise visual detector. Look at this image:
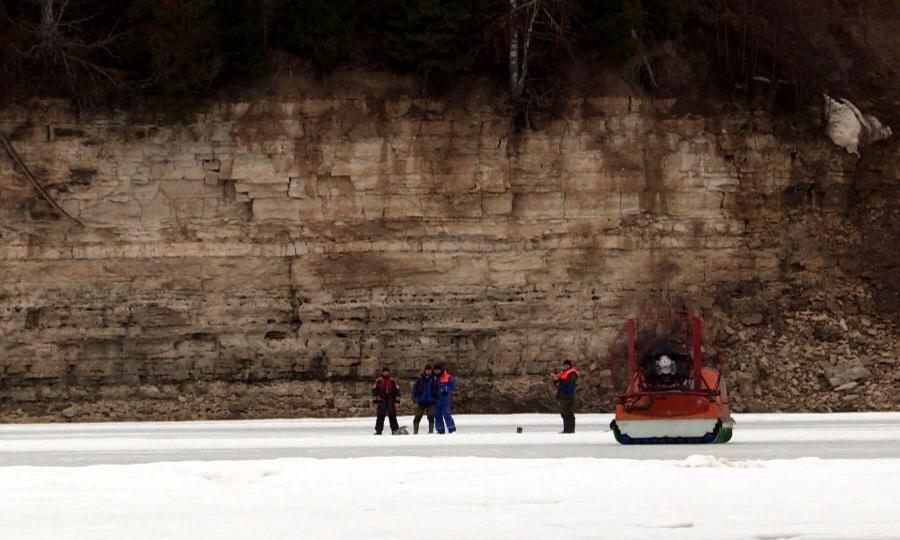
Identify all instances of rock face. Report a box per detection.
[0,74,897,420]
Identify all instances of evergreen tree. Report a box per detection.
[383,0,485,79]
[273,0,358,72]
[134,0,223,95]
[0,0,9,39]
[576,0,642,61]
[641,0,687,40]
[215,0,269,79]
[575,0,687,60]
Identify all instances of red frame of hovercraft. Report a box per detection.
[607,310,725,401]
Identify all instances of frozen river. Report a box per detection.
[0,412,897,465]
[1,413,898,539]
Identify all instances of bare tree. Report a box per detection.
[508,0,540,109]
[11,0,123,84]
[505,0,571,126]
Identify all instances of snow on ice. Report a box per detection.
[0,413,898,540]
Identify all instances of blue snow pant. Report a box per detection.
[435,402,456,433]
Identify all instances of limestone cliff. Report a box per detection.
[0,74,897,421]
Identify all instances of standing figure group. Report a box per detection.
[374,359,577,435]
[374,363,456,435]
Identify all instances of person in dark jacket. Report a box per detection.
[372,367,401,435]
[551,360,579,433]
[411,364,439,434]
[433,364,456,434]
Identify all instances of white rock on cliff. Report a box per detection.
[824,94,892,155]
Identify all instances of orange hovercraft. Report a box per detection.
[607,310,734,444]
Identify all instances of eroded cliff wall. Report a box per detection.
[1,75,897,420]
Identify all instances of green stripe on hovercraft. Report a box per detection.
[610,419,732,445]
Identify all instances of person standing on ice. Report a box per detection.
[551,360,579,433]
[411,364,439,434]
[433,364,456,434]
[372,367,401,435]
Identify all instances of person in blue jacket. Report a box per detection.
[411,364,439,434]
[433,364,456,434]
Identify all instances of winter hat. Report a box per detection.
[563,360,573,367]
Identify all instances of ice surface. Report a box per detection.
[0,413,898,539]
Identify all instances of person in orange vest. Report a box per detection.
[551,360,579,433]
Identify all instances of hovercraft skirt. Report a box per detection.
[611,419,729,445]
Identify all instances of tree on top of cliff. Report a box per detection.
[0,0,9,29]
[130,0,223,95]
[572,0,686,92]
[0,1,10,69]
[494,0,575,129]
[575,0,641,61]
[685,0,900,111]
[641,0,687,40]
[272,0,359,73]
[573,0,687,58]
[383,0,487,80]
[497,0,687,129]
[0,0,127,93]
[214,0,269,81]
[2,0,891,118]
[127,0,270,94]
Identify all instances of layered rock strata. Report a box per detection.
[0,77,896,420]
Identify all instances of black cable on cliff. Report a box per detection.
[0,128,84,227]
